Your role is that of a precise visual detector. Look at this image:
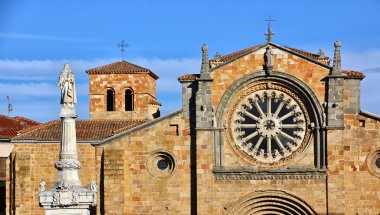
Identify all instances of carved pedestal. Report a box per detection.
[39,186,96,215]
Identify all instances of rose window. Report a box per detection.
[226,82,311,167]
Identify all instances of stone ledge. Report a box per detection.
[325,125,345,130]
[213,167,327,180]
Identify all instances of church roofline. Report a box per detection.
[210,42,332,72]
[11,119,148,142]
[86,60,159,80]
[360,110,380,121]
[94,109,182,146]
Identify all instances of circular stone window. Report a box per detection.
[225,81,311,168]
[367,149,380,178]
[146,150,176,179]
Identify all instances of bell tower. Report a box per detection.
[86,60,160,120]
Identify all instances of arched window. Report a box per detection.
[106,88,115,111]
[125,89,134,111]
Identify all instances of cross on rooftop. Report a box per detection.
[117,39,129,61]
[264,16,276,43]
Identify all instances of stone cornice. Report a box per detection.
[213,167,327,180]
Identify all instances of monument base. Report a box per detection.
[39,186,96,215]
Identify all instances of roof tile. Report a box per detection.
[342,70,365,79]
[86,61,158,79]
[13,119,148,141]
[178,74,200,82]
[0,115,40,139]
[209,44,330,65]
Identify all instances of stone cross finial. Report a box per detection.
[117,39,129,61]
[58,64,77,107]
[200,44,210,78]
[264,17,276,43]
[332,41,342,75]
[318,49,325,58]
[214,52,221,60]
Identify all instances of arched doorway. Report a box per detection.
[224,190,317,215]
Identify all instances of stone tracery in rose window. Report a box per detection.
[226,82,311,167]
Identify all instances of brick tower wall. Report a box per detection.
[88,73,157,120]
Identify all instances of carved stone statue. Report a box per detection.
[90,181,97,192]
[40,181,46,191]
[264,47,274,67]
[212,107,217,128]
[58,64,77,106]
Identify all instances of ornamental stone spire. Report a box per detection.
[196,44,213,128]
[332,41,342,75]
[39,64,96,215]
[200,44,210,79]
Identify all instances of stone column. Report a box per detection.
[39,64,96,215]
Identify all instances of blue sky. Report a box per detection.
[1,0,379,122]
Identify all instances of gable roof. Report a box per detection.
[209,43,331,69]
[0,115,40,139]
[179,43,364,80]
[86,60,159,80]
[12,119,148,142]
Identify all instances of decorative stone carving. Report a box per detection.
[90,181,97,192]
[200,44,210,77]
[146,150,177,179]
[224,190,317,215]
[40,181,46,191]
[265,47,274,67]
[225,81,311,168]
[332,41,342,75]
[318,49,325,58]
[366,149,380,178]
[264,47,274,75]
[215,173,326,180]
[58,64,77,106]
[52,190,78,207]
[54,160,81,170]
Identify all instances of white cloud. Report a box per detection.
[0,82,88,98]
[0,33,94,42]
[342,49,380,71]
[0,58,118,81]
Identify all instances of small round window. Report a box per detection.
[157,159,169,170]
[376,157,380,169]
[146,150,176,179]
[367,149,380,178]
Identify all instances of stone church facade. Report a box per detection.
[5,36,380,214]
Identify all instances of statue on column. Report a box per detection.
[58,64,77,106]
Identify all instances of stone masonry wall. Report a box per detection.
[101,113,192,214]
[89,73,156,120]
[328,114,380,214]
[195,130,327,214]
[6,143,96,215]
